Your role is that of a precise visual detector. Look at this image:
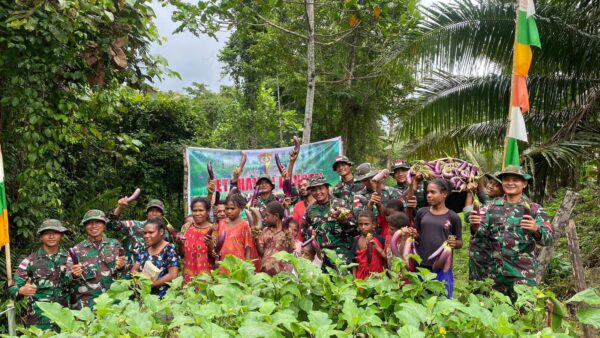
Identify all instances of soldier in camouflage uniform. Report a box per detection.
[69,209,126,309]
[464,172,503,281]
[304,176,356,264]
[332,155,363,206]
[252,175,284,227]
[107,199,165,271]
[353,163,403,216]
[391,160,427,209]
[8,220,70,330]
[472,166,552,300]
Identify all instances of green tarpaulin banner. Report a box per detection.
[185,137,342,212]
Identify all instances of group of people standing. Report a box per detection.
[9,147,553,330]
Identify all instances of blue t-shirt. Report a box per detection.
[136,243,180,298]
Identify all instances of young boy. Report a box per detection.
[350,211,386,279]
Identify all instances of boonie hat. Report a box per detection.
[496,165,533,181]
[484,171,502,184]
[37,219,69,235]
[354,163,378,182]
[255,175,275,188]
[80,209,108,226]
[145,199,165,213]
[332,155,354,171]
[308,176,330,189]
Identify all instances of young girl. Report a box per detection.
[178,197,216,284]
[384,211,410,268]
[214,194,259,270]
[350,211,386,279]
[415,178,463,297]
[288,219,304,257]
[131,218,180,298]
[255,201,293,275]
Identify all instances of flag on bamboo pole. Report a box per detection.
[517,0,541,48]
[512,75,530,112]
[514,43,532,76]
[505,107,528,166]
[0,145,9,246]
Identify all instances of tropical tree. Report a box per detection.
[395,0,600,198]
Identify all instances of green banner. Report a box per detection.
[186,137,342,208]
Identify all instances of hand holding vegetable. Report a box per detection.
[406,196,417,209]
[469,211,482,226]
[447,235,458,249]
[19,279,37,297]
[368,192,382,206]
[115,255,126,270]
[520,215,539,233]
[207,180,216,194]
[71,264,83,278]
[283,196,292,209]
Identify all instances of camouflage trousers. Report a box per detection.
[493,275,536,302]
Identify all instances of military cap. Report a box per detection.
[332,155,354,171]
[255,175,275,188]
[391,159,411,171]
[80,209,108,226]
[484,171,502,184]
[145,199,165,213]
[37,219,69,235]
[354,162,378,182]
[496,165,533,181]
[308,176,330,189]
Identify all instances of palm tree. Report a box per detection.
[394,0,600,199]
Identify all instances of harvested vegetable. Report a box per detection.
[207,161,214,180]
[68,248,79,264]
[275,153,285,175]
[125,188,141,202]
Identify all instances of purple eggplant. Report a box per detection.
[293,136,300,153]
[523,201,532,217]
[207,161,215,180]
[372,169,390,182]
[125,188,141,202]
[245,209,254,227]
[282,179,293,197]
[214,191,221,205]
[321,230,332,248]
[390,230,403,257]
[239,151,247,170]
[68,248,79,265]
[274,154,285,175]
[215,231,226,253]
[250,186,260,207]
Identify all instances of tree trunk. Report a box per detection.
[565,220,597,338]
[536,191,579,284]
[302,0,315,145]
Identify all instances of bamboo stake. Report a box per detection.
[501,2,521,169]
[4,243,16,335]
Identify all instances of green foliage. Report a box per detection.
[13,254,596,337]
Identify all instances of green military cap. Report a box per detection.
[332,155,354,171]
[37,219,69,235]
[255,174,275,188]
[308,176,330,189]
[145,199,165,213]
[80,209,108,226]
[390,159,411,171]
[496,165,533,181]
[484,171,503,184]
[354,162,378,182]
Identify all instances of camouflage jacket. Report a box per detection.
[353,186,403,216]
[396,181,427,209]
[8,247,70,329]
[254,192,284,227]
[466,201,493,281]
[67,237,123,309]
[107,216,145,268]
[478,197,552,283]
[332,179,363,205]
[303,197,356,261]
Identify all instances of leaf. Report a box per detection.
[308,311,332,328]
[71,307,94,322]
[395,302,428,327]
[576,307,600,329]
[259,301,277,315]
[238,319,278,337]
[396,325,425,338]
[36,302,81,332]
[567,288,600,305]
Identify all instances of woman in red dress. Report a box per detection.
[179,197,216,284]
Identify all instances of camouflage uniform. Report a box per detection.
[332,156,362,206]
[107,199,164,270]
[479,196,552,294]
[68,210,124,309]
[304,177,356,263]
[8,220,70,330]
[332,179,363,206]
[396,181,427,209]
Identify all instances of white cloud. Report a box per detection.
[149,3,233,92]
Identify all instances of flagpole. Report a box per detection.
[4,243,16,335]
[502,2,521,169]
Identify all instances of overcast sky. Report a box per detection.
[149,0,445,93]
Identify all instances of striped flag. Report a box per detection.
[504,0,540,167]
[0,145,9,246]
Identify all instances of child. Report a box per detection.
[350,210,386,279]
[415,178,463,297]
[384,211,410,268]
[255,201,293,275]
[214,194,259,270]
[301,241,323,268]
[288,219,304,257]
